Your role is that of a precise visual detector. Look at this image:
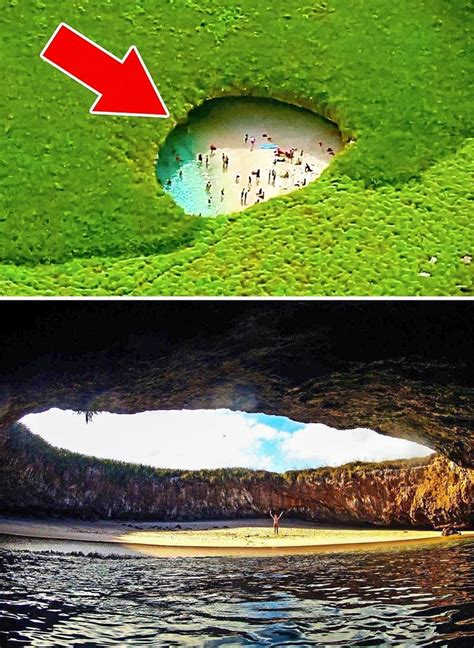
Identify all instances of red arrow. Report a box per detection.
[40,23,169,118]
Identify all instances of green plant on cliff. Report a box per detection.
[0,0,472,295]
[282,455,435,484]
[75,410,99,424]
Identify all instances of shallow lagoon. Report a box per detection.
[157,97,343,216]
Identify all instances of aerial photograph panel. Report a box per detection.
[0,0,472,295]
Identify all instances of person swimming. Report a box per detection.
[269,510,284,535]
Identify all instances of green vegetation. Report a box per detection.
[7,423,434,486]
[283,455,434,484]
[0,0,472,295]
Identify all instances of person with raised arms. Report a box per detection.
[269,510,284,535]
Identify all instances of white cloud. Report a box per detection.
[20,409,433,472]
[280,424,433,467]
[20,408,282,471]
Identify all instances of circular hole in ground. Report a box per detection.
[157,96,344,216]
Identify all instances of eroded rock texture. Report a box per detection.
[1,425,472,528]
[0,302,473,465]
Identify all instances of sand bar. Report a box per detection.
[1,516,472,557]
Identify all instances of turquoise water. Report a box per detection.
[157,97,343,216]
[1,535,473,645]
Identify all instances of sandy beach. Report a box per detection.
[204,143,334,214]
[1,516,472,557]
[158,96,344,216]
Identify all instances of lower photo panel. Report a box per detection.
[0,299,472,646]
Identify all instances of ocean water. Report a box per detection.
[1,535,473,646]
[156,97,343,216]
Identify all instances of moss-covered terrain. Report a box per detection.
[1,0,472,295]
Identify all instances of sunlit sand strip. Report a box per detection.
[204,146,332,214]
[1,517,472,557]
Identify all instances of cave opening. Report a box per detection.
[156,96,344,216]
[0,302,472,532]
[4,409,472,532]
[19,407,433,473]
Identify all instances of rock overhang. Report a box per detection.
[0,301,472,466]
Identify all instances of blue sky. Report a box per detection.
[241,413,305,472]
[21,409,433,472]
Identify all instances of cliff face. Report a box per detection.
[1,426,472,529]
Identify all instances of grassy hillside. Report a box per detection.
[0,0,472,295]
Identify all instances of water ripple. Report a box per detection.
[0,537,473,646]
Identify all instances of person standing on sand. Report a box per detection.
[270,510,284,535]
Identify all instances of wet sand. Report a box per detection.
[1,516,472,557]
